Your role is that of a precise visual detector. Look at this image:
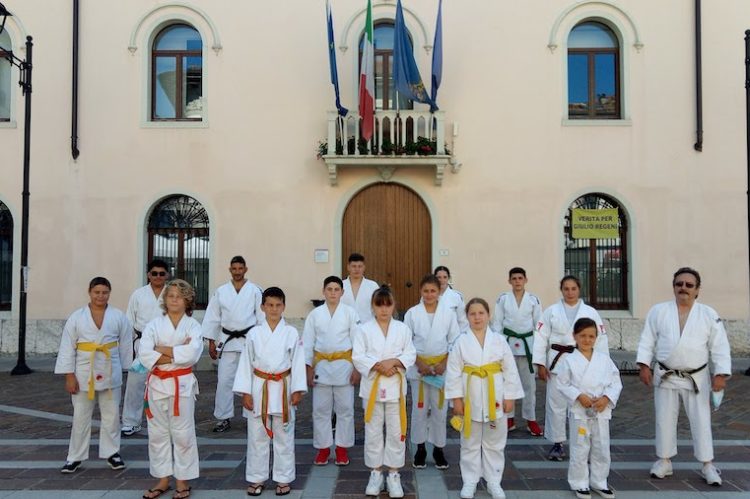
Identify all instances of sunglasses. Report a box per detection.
[673,281,696,289]
[150,271,167,277]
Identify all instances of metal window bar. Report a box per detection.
[0,202,12,310]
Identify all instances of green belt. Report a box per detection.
[503,328,534,373]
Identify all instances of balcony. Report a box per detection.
[321,110,457,186]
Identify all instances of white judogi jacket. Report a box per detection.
[302,302,359,386]
[438,287,469,331]
[126,285,164,354]
[403,302,460,380]
[342,277,379,324]
[636,301,731,391]
[139,314,204,400]
[233,318,308,417]
[491,291,542,357]
[353,319,417,402]
[557,350,622,420]
[202,280,264,353]
[444,329,524,422]
[533,300,608,371]
[55,305,133,390]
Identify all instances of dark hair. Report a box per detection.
[419,274,441,289]
[573,317,597,335]
[148,259,169,272]
[560,275,581,290]
[348,252,365,263]
[262,286,286,304]
[673,267,701,288]
[371,285,395,307]
[88,276,112,291]
[230,255,246,266]
[323,275,344,289]
[508,267,527,278]
[433,265,451,278]
[161,279,196,316]
[465,297,490,314]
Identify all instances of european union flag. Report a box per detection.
[393,0,436,110]
[430,0,442,112]
[327,0,347,117]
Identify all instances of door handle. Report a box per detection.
[405,281,413,288]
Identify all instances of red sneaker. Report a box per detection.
[507,417,516,431]
[313,448,330,465]
[527,420,543,436]
[335,446,350,466]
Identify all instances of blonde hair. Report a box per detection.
[161,279,196,316]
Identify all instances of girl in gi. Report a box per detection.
[557,318,621,499]
[55,277,132,474]
[445,298,524,499]
[404,274,460,469]
[139,279,204,499]
[434,266,469,331]
[353,286,416,498]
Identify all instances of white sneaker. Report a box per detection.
[459,482,477,499]
[120,424,141,436]
[365,470,384,496]
[486,481,506,499]
[386,471,404,498]
[649,458,673,479]
[702,463,722,486]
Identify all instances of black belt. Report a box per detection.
[132,329,142,352]
[503,328,534,373]
[657,361,707,393]
[549,343,575,371]
[218,326,253,358]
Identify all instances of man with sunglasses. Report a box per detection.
[636,267,731,486]
[120,259,170,437]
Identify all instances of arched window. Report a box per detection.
[0,30,12,121]
[151,24,203,121]
[567,21,620,119]
[0,201,12,310]
[147,195,209,308]
[564,193,628,310]
[359,22,413,111]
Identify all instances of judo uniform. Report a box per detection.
[636,301,731,462]
[532,300,608,443]
[139,313,204,480]
[121,284,164,429]
[491,291,542,422]
[233,319,307,484]
[54,305,132,463]
[353,319,416,469]
[302,302,359,450]
[202,280,263,421]
[444,329,524,486]
[342,277,379,323]
[439,287,469,332]
[404,301,460,447]
[557,350,622,491]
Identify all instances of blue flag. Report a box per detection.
[393,0,436,109]
[327,0,347,117]
[430,0,442,112]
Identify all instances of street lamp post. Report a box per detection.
[0,2,33,375]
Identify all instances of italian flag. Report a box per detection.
[359,0,375,142]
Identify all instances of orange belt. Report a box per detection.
[253,367,292,439]
[144,366,193,419]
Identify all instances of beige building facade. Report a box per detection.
[0,0,748,353]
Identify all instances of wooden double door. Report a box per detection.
[342,183,432,315]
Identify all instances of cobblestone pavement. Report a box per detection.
[0,356,748,498]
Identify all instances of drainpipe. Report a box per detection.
[693,0,703,152]
[745,30,750,343]
[71,0,79,159]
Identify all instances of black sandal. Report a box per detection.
[172,487,191,499]
[247,483,264,496]
[142,487,170,499]
[276,483,291,496]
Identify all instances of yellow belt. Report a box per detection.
[77,341,119,400]
[461,362,503,438]
[313,349,353,366]
[365,370,407,441]
[416,353,448,410]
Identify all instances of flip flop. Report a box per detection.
[173,487,191,499]
[247,483,265,496]
[276,483,291,496]
[142,487,171,499]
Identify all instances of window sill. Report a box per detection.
[0,120,17,129]
[598,309,633,319]
[140,120,208,129]
[562,118,632,127]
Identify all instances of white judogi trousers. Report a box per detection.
[214,351,241,420]
[460,420,507,485]
[146,395,199,480]
[121,370,147,427]
[246,414,296,483]
[67,388,121,462]
[568,417,611,491]
[409,380,447,447]
[509,356,536,421]
[364,400,405,469]
[655,385,713,462]
[312,383,355,449]
[544,374,568,443]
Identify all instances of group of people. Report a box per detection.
[53,252,733,499]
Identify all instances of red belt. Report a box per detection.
[144,366,193,418]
